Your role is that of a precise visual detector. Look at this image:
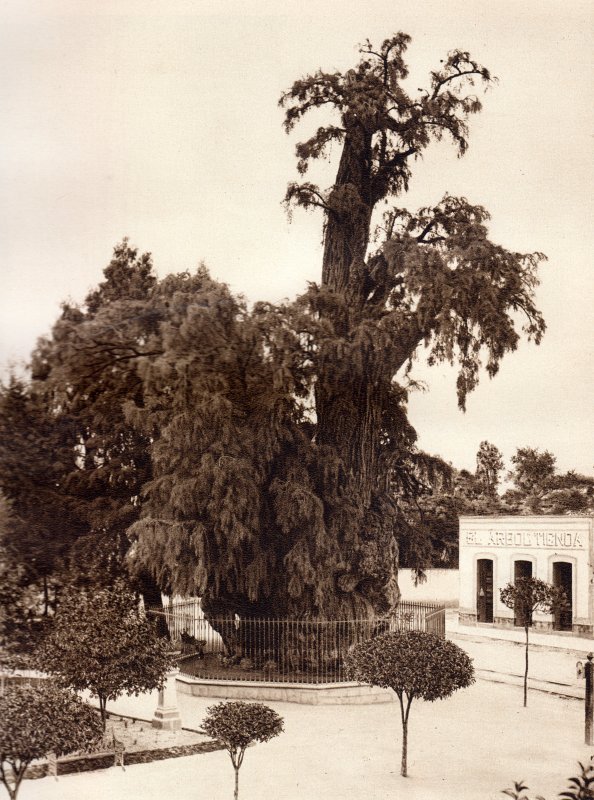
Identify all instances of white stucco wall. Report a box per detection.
[459,516,593,629]
[398,568,459,606]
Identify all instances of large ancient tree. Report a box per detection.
[130,33,546,621]
[279,35,543,609]
[1,34,547,629]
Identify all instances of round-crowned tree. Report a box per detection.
[201,701,284,800]
[499,577,567,708]
[0,683,102,800]
[34,581,175,730]
[345,630,474,777]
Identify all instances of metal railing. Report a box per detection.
[148,600,446,685]
[426,605,446,638]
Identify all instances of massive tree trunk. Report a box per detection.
[314,131,400,617]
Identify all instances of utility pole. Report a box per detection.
[585,653,593,746]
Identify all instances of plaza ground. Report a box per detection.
[448,612,593,699]
[18,673,592,800]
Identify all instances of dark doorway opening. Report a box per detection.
[553,562,573,631]
[477,559,494,623]
[514,560,533,627]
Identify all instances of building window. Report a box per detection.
[552,562,573,631]
[514,560,533,627]
[477,559,494,623]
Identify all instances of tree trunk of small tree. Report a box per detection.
[2,759,26,800]
[234,765,240,800]
[398,694,413,777]
[98,694,107,731]
[524,624,529,707]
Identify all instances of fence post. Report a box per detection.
[585,653,593,746]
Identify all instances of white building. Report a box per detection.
[459,515,594,636]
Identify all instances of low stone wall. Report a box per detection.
[177,675,394,705]
[25,741,222,780]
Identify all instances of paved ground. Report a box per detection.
[20,677,592,800]
[447,613,591,698]
[18,619,594,799]
[448,613,594,654]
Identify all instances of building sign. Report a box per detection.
[463,529,585,549]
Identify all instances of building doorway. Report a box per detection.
[477,559,494,623]
[514,560,533,627]
[553,562,573,631]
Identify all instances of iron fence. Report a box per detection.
[148,600,446,685]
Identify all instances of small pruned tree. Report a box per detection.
[201,701,284,800]
[35,581,175,729]
[0,683,102,800]
[345,630,474,777]
[499,577,568,707]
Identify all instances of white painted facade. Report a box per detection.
[459,516,594,635]
[398,568,459,607]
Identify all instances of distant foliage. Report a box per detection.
[34,581,175,729]
[475,441,505,497]
[503,447,594,515]
[399,442,506,572]
[509,447,556,494]
[345,631,474,776]
[202,701,284,800]
[0,683,102,800]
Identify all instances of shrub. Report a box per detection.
[502,756,594,799]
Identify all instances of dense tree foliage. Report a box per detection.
[35,582,174,729]
[30,242,162,599]
[0,683,102,800]
[0,381,84,614]
[508,447,556,494]
[345,630,474,776]
[201,701,283,800]
[131,33,546,619]
[0,242,169,627]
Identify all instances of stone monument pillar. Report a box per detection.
[152,668,182,731]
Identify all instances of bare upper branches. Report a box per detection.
[280,33,494,214]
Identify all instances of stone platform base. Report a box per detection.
[458,612,593,637]
[176,676,394,705]
[152,707,182,731]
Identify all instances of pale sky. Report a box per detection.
[1,0,592,477]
